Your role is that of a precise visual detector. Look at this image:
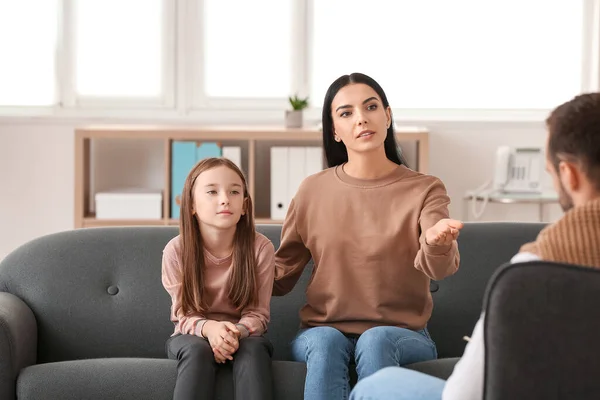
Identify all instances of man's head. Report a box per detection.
[546,93,600,211]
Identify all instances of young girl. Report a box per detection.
[162,157,275,400]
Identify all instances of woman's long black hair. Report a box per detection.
[322,72,408,168]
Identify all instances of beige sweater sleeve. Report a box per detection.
[161,245,207,337]
[414,179,460,280]
[273,198,313,296]
[238,239,275,336]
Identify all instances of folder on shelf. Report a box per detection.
[196,142,223,162]
[270,147,289,220]
[222,146,242,169]
[171,141,224,219]
[270,146,323,220]
[171,141,197,219]
[305,146,323,176]
[287,147,306,207]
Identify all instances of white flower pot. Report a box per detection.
[285,110,303,128]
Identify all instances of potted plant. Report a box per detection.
[285,94,309,128]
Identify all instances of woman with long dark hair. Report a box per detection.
[274,73,462,400]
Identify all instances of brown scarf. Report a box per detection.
[519,198,600,268]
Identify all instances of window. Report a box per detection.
[0,0,595,118]
[311,0,584,109]
[0,0,58,106]
[203,0,293,98]
[73,0,165,99]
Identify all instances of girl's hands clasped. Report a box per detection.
[202,320,241,363]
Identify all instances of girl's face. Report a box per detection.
[192,165,246,231]
[330,83,391,156]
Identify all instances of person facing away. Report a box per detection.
[273,72,463,400]
[349,92,600,400]
[162,157,275,400]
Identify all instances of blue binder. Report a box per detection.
[171,141,223,219]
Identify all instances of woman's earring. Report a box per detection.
[334,136,341,142]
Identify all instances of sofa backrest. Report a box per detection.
[0,227,179,363]
[0,225,310,363]
[0,222,545,363]
[430,222,545,357]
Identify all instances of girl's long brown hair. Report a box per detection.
[179,157,257,315]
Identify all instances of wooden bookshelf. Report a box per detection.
[74,126,429,228]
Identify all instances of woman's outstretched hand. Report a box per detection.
[425,218,464,246]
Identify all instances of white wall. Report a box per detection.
[0,120,563,261]
[0,124,75,261]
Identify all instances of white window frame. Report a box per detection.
[0,0,598,123]
[302,0,600,123]
[58,0,176,109]
[187,0,308,111]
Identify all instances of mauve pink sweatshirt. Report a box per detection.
[162,232,275,337]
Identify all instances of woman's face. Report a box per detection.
[330,83,391,157]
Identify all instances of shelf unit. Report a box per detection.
[74,126,429,228]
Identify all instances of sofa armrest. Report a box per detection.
[0,292,37,400]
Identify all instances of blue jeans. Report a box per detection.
[291,326,437,400]
[349,366,445,399]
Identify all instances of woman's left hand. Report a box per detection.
[425,218,464,246]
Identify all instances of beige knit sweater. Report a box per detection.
[519,198,600,268]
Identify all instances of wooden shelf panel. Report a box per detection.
[75,126,429,228]
[167,218,282,225]
[81,217,283,228]
[256,218,283,225]
[82,216,166,228]
[75,126,428,142]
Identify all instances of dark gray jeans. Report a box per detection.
[166,334,274,400]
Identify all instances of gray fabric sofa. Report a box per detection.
[0,222,545,400]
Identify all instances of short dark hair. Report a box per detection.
[547,92,600,189]
[321,72,408,168]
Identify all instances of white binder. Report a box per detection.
[270,146,325,220]
[270,147,289,220]
[287,147,306,206]
[222,146,242,170]
[305,146,323,176]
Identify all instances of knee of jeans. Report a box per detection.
[295,326,350,358]
[350,367,402,399]
[356,326,391,347]
[372,366,408,380]
[396,337,437,364]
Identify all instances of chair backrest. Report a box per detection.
[429,222,544,358]
[483,261,600,400]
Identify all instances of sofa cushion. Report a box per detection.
[17,358,306,400]
[17,358,176,400]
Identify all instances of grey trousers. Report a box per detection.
[166,334,274,400]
